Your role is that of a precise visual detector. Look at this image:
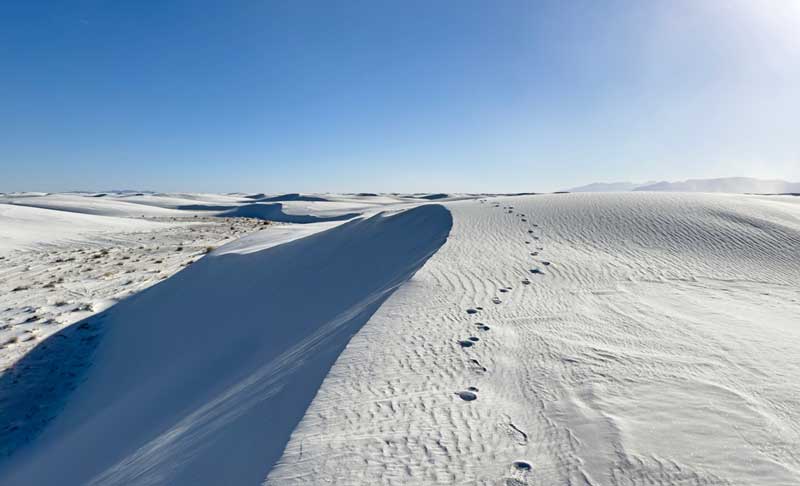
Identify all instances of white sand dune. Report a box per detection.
[219,203,362,223]
[0,193,188,218]
[119,193,253,208]
[1,192,799,485]
[0,205,452,485]
[267,192,800,485]
[0,204,169,255]
[0,210,267,378]
[0,191,422,223]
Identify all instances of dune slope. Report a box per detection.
[267,192,800,485]
[0,205,452,485]
[0,204,168,254]
[219,202,360,223]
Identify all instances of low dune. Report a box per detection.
[219,203,360,223]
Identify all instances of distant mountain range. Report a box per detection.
[565,181,654,192]
[567,177,800,194]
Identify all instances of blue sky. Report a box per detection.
[2,0,799,193]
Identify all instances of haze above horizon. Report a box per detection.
[2,1,799,193]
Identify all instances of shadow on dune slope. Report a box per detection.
[175,204,234,211]
[219,202,359,223]
[172,202,359,222]
[417,193,449,200]
[0,204,452,486]
[0,312,108,457]
[256,193,329,202]
[243,193,328,202]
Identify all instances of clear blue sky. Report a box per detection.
[2,0,798,193]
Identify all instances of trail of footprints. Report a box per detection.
[454,199,549,482]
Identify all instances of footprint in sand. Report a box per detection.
[492,297,502,304]
[527,230,534,234]
[456,390,478,401]
[512,461,532,471]
[541,261,551,266]
[499,288,509,293]
[475,323,490,331]
[530,252,539,256]
[459,339,475,348]
[469,358,488,373]
[466,308,479,315]
[530,269,544,275]
[521,278,531,285]
[468,336,480,342]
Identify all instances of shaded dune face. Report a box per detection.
[219,203,360,223]
[0,204,452,486]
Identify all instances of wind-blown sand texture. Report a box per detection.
[1,191,799,485]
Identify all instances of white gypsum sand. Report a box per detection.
[0,204,451,485]
[266,192,800,485]
[0,192,798,485]
[0,206,270,373]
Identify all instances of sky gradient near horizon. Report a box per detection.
[2,0,799,193]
